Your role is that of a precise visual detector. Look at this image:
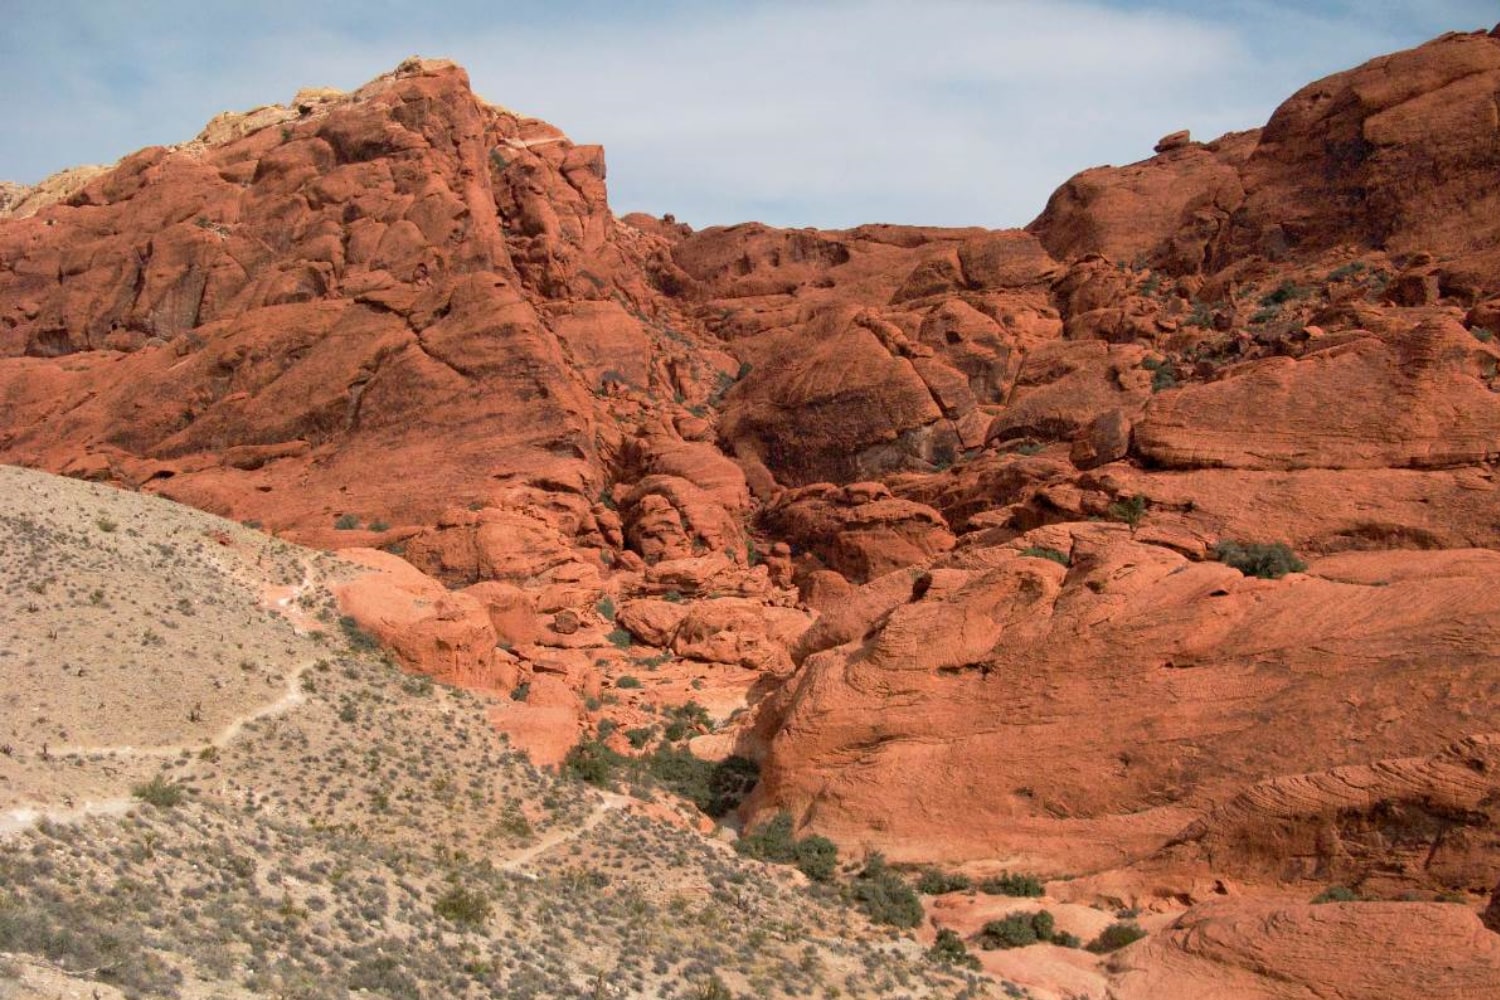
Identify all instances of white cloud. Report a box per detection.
[2,0,1494,228]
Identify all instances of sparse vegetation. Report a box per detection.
[927,928,982,970]
[976,910,1062,950]
[1312,884,1360,904]
[1214,540,1306,579]
[432,884,492,928]
[131,774,185,808]
[917,869,973,895]
[850,854,923,928]
[1107,494,1148,531]
[978,872,1045,897]
[1259,281,1310,307]
[1087,921,1147,953]
[1019,546,1069,567]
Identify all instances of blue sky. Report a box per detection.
[1,1,1492,228]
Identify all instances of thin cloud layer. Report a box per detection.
[2,1,1493,228]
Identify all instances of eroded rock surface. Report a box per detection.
[7,28,1500,999]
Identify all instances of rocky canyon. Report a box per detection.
[5,24,1500,1000]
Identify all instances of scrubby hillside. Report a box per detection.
[0,469,988,999]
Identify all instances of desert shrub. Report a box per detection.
[1186,300,1215,328]
[977,910,1058,950]
[793,835,838,883]
[131,774,184,808]
[0,894,180,997]
[917,869,972,895]
[616,675,642,689]
[1214,540,1306,579]
[625,727,653,749]
[927,928,981,970]
[1142,356,1177,392]
[978,872,1044,897]
[1018,547,1068,567]
[334,513,360,530]
[851,854,923,928]
[338,615,381,652]
[647,748,758,817]
[1312,885,1359,904]
[704,754,761,817]
[563,739,624,787]
[1471,326,1494,342]
[433,885,491,928]
[595,596,616,620]
[347,953,421,999]
[1107,494,1148,530]
[1087,921,1147,953]
[662,701,712,742]
[605,628,634,649]
[734,811,836,880]
[736,813,798,863]
[1259,281,1309,306]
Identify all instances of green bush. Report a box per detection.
[1470,326,1494,343]
[1142,356,1177,392]
[616,675,643,689]
[1312,885,1359,904]
[737,813,798,863]
[1259,281,1309,307]
[736,812,839,881]
[1214,540,1306,579]
[1087,921,1147,953]
[338,615,381,652]
[1107,494,1148,530]
[927,928,981,970]
[662,701,712,742]
[648,749,759,818]
[978,872,1044,897]
[851,854,923,928]
[131,774,185,808]
[562,739,625,787]
[793,835,839,883]
[917,869,973,895]
[605,628,634,649]
[976,910,1058,950]
[595,596,616,620]
[433,885,491,928]
[1018,546,1069,568]
[334,513,360,530]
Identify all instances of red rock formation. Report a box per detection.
[6,28,1500,997]
[1112,899,1500,1000]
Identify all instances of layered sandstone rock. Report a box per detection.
[5,28,1500,999]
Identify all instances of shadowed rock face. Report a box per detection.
[6,28,1500,998]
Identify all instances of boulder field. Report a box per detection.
[6,27,1500,998]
